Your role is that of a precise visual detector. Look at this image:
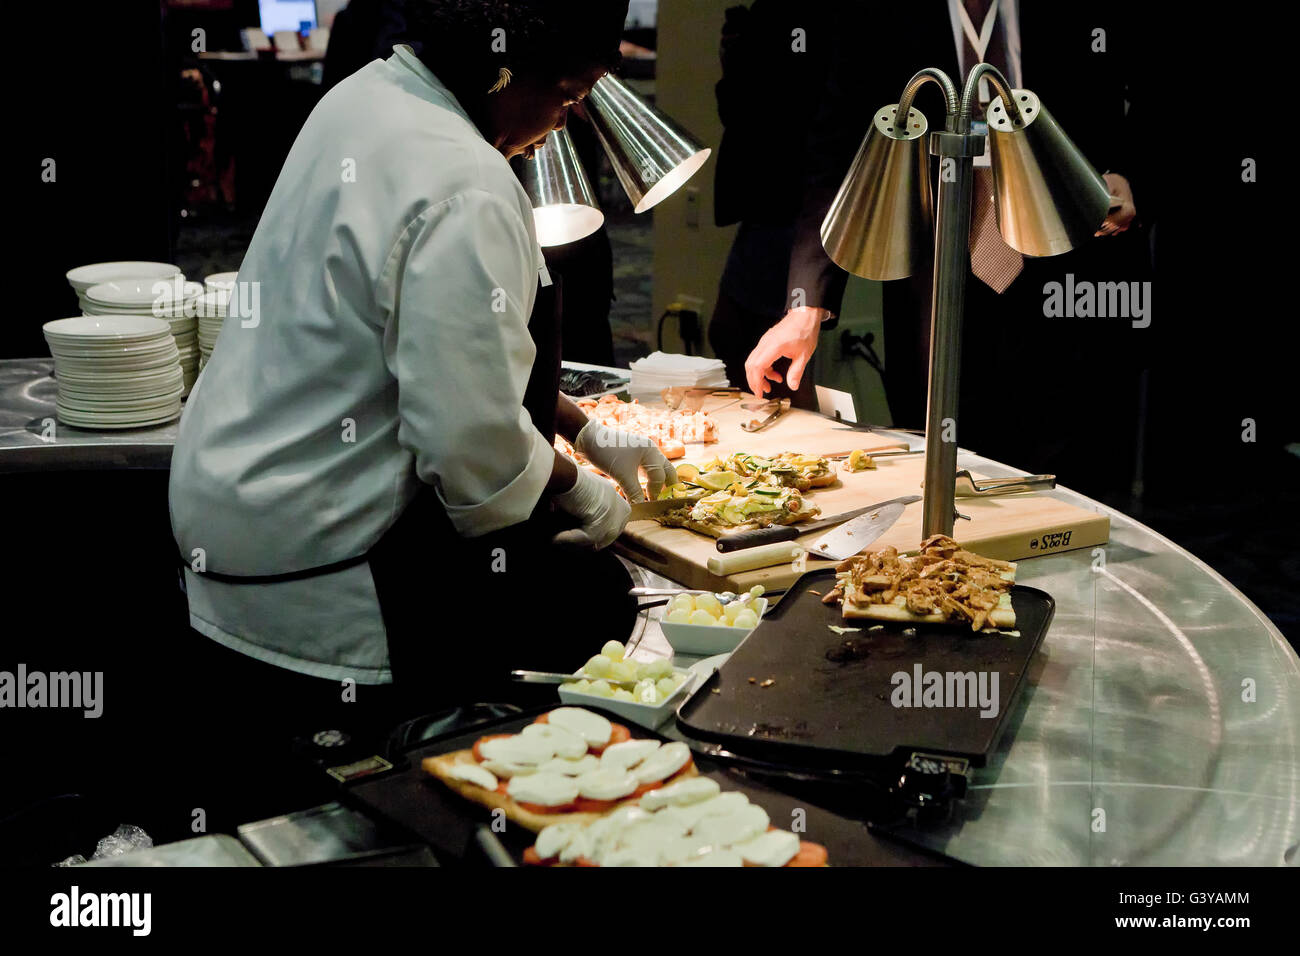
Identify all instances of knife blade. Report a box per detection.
[628,496,699,520]
[715,495,921,553]
[806,498,916,561]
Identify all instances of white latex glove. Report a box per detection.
[552,466,631,550]
[573,420,677,503]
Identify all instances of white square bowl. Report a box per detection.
[557,666,696,730]
[659,598,768,656]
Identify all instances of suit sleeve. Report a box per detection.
[384,189,555,538]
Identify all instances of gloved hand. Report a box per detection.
[552,465,631,550]
[573,420,677,503]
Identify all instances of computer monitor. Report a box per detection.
[258,0,317,35]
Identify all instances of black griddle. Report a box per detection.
[339,706,949,866]
[677,570,1054,781]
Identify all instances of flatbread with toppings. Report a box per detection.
[422,708,699,832]
[576,394,717,459]
[656,482,820,538]
[824,534,1018,632]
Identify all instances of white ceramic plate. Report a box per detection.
[659,598,768,656]
[83,278,203,309]
[57,407,182,430]
[66,261,180,295]
[54,366,184,388]
[203,272,238,292]
[53,354,181,374]
[43,314,172,342]
[556,666,696,731]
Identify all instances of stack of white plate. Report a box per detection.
[204,271,239,293]
[43,316,184,430]
[194,289,232,372]
[66,261,181,298]
[82,277,203,395]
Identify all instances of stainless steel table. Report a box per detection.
[4,356,1296,865]
[0,358,178,472]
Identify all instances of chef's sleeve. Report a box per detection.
[385,187,554,538]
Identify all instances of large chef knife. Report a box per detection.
[715,494,921,553]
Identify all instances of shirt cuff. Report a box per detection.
[437,427,555,538]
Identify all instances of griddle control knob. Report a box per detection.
[894,752,970,818]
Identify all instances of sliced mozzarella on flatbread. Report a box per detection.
[546,708,613,747]
[733,829,800,867]
[520,722,589,759]
[692,803,770,848]
[675,848,744,867]
[539,754,600,776]
[445,763,498,791]
[480,760,538,779]
[658,791,751,831]
[598,739,660,771]
[638,776,720,811]
[535,822,585,861]
[632,741,692,785]
[506,771,579,807]
[576,768,639,802]
[478,734,554,766]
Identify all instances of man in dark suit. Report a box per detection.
[741,1,1150,499]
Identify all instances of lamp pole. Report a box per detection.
[895,65,1021,538]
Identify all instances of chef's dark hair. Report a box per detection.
[405,0,627,99]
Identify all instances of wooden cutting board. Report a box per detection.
[615,400,1110,593]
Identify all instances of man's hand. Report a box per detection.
[744,307,829,398]
[1097,173,1137,237]
[552,466,630,550]
[574,421,677,503]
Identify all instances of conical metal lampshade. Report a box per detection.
[586,75,711,214]
[519,127,605,247]
[820,105,933,281]
[986,89,1110,256]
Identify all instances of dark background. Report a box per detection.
[0,1,1295,862]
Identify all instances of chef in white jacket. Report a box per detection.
[168,1,659,729]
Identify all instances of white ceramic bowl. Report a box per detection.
[659,598,768,656]
[557,666,696,730]
[66,261,180,296]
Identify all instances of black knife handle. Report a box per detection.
[716,525,801,553]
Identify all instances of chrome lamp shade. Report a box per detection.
[586,75,712,214]
[986,89,1110,256]
[820,105,933,281]
[519,127,605,247]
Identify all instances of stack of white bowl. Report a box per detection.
[67,261,181,309]
[204,271,238,293]
[43,316,184,429]
[194,289,232,372]
[82,277,203,396]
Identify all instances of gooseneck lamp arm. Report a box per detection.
[895,68,961,133]
[958,63,1021,127]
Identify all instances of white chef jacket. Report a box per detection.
[169,45,554,684]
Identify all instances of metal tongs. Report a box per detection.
[954,470,1056,497]
[740,398,791,432]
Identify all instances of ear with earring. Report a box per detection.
[488,67,512,94]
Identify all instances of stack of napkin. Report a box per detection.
[628,352,729,397]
